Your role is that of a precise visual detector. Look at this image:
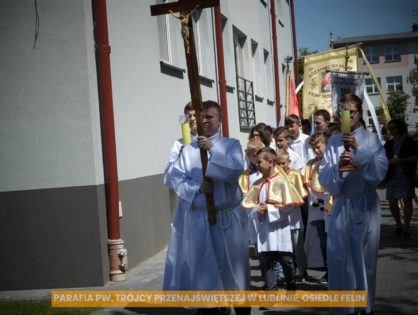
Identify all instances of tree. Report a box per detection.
[407,55,418,107]
[298,47,318,83]
[385,90,410,122]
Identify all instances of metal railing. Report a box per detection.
[236,75,256,132]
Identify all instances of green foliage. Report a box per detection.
[375,107,385,125]
[386,90,410,122]
[298,47,318,83]
[407,56,418,107]
[0,301,97,315]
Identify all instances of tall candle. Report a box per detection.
[341,109,351,133]
[181,122,191,145]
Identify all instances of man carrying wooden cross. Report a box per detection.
[151,1,251,315]
[163,100,251,315]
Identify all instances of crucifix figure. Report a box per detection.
[151,0,220,224]
[169,6,198,54]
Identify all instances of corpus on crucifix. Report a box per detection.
[169,6,198,54]
[151,0,220,224]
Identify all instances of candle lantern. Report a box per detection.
[179,115,191,145]
[339,103,357,172]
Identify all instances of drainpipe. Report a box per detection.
[290,0,301,111]
[290,0,299,86]
[214,6,229,137]
[92,0,127,282]
[270,0,281,126]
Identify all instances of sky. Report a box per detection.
[294,0,418,54]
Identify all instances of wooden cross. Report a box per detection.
[151,0,220,225]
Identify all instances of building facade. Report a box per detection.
[0,0,298,290]
[335,27,418,131]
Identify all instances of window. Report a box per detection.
[236,77,256,131]
[233,27,255,131]
[156,1,183,67]
[363,47,379,64]
[384,44,401,62]
[251,40,263,97]
[157,14,171,62]
[233,26,247,78]
[221,15,234,86]
[277,0,284,18]
[386,76,403,92]
[365,77,381,95]
[264,49,274,102]
[367,110,374,127]
[193,9,211,76]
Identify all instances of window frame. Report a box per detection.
[386,75,403,92]
[384,44,401,62]
[156,1,187,71]
[365,77,381,95]
[263,48,274,103]
[193,8,212,77]
[363,47,379,64]
[251,39,263,98]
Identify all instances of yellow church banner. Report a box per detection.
[303,45,358,119]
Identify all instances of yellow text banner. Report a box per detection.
[51,290,367,308]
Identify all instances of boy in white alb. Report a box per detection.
[164,102,197,189]
[242,148,304,290]
[238,138,265,253]
[285,114,311,166]
[276,149,309,281]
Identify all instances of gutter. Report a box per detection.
[92,0,127,282]
[214,6,229,137]
[270,0,281,126]
[290,0,299,86]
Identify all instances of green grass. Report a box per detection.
[0,301,99,315]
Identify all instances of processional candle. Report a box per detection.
[341,109,351,133]
[180,115,191,145]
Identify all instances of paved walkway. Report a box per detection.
[1,190,417,314]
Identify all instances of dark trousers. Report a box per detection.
[310,220,327,265]
[300,197,309,239]
[259,251,296,290]
[257,250,267,280]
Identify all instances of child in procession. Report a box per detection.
[304,132,331,283]
[239,138,265,264]
[273,127,304,172]
[242,148,304,290]
[276,149,309,282]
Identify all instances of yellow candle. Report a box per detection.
[181,122,191,145]
[341,109,351,133]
